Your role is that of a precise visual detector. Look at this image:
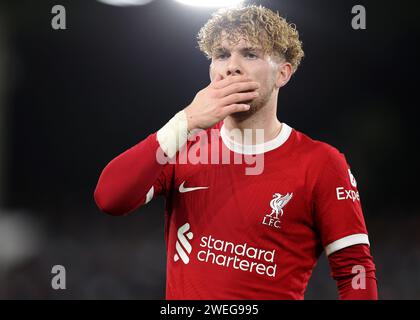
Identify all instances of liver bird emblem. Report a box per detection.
[269,192,293,219]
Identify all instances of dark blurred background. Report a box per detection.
[0,0,419,299]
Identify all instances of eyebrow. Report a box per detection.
[213,46,261,55]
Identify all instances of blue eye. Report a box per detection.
[216,54,228,60]
[246,53,257,59]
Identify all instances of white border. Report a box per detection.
[220,122,292,155]
[325,233,370,256]
[144,186,154,204]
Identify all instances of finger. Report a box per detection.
[219,81,260,98]
[220,91,259,106]
[220,104,251,118]
[211,73,223,84]
[212,75,251,89]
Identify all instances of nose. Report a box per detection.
[226,65,242,77]
[225,53,243,77]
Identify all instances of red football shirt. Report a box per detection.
[136,121,371,299]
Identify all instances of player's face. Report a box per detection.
[209,36,282,115]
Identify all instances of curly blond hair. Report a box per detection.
[197,5,304,73]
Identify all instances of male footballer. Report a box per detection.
[94,5,377,299]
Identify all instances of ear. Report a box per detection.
[275,62,293,88]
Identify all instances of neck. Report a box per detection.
[223,92,282,145]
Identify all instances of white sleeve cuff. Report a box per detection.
[144,186,154,204]
[156,110,189,159]
[325,233,370,256]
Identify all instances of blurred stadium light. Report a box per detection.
[173,0,245,8]
[97,0,155,6]
[0,211,43,272]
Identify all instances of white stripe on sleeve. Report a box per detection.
[325,233,370,256]
[144,186,154,204]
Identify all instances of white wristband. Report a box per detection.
[157,110,190,159]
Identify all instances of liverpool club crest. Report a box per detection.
[262,192,293,229]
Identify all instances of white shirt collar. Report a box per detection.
[220,122,293,155]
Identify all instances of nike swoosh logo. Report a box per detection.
[179,181,209,193]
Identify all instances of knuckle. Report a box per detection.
[233,83,241,91]
[213,101,222,109]
[214,108,223,117]
[207,89,216,98]
[213,90,222,98]
[232,93,240,100]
